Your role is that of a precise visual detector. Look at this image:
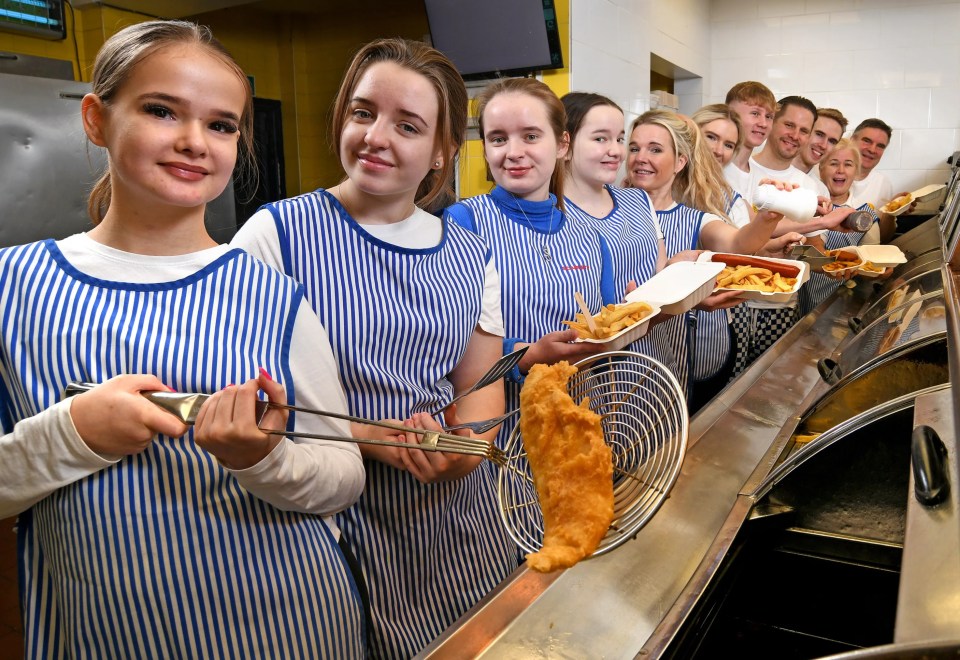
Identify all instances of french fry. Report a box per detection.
[715,264,798,293]
[563,301,654,340]
[822,249,862,273]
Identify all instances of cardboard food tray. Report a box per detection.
[700,252,810,303]
[624,261,725,315]
[880,193,916,216]
[856,244,906,268]
[575,303,662,351]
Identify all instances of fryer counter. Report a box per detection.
[421,210,960,658]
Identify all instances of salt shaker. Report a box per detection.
[841,210,874,232]
[753,185,818,221]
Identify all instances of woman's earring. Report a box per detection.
[434,160,442,168]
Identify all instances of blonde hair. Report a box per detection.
[475,77,568,210]
[330,38,467,212]
[628,109,730,220]
[691,103,744,154]
[87,20,254,224]
[816,107,848,134]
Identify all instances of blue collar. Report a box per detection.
[491,185,564,233]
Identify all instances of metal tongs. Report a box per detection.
[63,382,509,466]
[789,244,836,270]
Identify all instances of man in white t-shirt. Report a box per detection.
[794,108,846,174]
[723,81,776,198]
[850,118,913,241]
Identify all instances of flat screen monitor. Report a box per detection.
[424,0,563,80]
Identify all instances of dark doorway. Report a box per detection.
[235,97,286,226]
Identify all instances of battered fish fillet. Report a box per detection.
[520,361,614,573]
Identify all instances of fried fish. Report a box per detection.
[520,361,614,573]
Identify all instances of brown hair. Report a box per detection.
[330,38,467,212]
[627,109,730,220]
[816,107,848,134]
[853,117,893,140]
[691,103,744,154]
[87,20,254,224]
[775,95,818,122]
[475,77,569,210]
[561,91,623,174]
[725,81,776,112]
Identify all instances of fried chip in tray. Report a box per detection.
[716,265,797,292]
[519,361,614,573]
[563,301,653,340]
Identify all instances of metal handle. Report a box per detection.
[911,425,950,506]
[817,357,842,384]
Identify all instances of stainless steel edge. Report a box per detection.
[896,387,960,643]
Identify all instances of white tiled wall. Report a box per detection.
[571,0,960,198]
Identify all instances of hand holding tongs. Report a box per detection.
[63,382,508,465]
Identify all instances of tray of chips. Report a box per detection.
[699,252,809,303]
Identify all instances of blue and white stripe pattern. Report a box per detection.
[800,202,877,315]
[690,194,744,382]
[0,240,364,659]
[261,189,518,659]
[656,202,706,395]
[450,189,607,444]
[565,186,678,375]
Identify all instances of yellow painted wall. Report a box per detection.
[458,0,571,199]
[1,0,569,204]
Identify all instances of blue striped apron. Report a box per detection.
[261,189,518,659]
[656,202,706,395]
[0,241,364,660]
[691,195,742,382]
[565,186,679,376]
[452,191,607,445]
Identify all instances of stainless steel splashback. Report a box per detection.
[0,72,104,246]
[0,72,238,248]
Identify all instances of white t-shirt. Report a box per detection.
[850,170,894,211]
[723,161,752,200]
[241,207,505,338]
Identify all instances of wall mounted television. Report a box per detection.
[424,0,563,81]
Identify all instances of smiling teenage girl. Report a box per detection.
[232,38,516,658]
[558,92,679,375]
[0,20,365,658]
[445,78,615,443]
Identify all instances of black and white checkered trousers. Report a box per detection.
[729,305,799,379]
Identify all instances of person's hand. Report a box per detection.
[517,330,606,374]
[817,206,857,231]
[757,232,805,258]
[694,289,744,311]
[815,196,833,217]
[396,408,482,484]
[665,249,704,266]
[757,178,799,192]
[70,374,188,457]
[194,369,287,470]
[622,279,638,300]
